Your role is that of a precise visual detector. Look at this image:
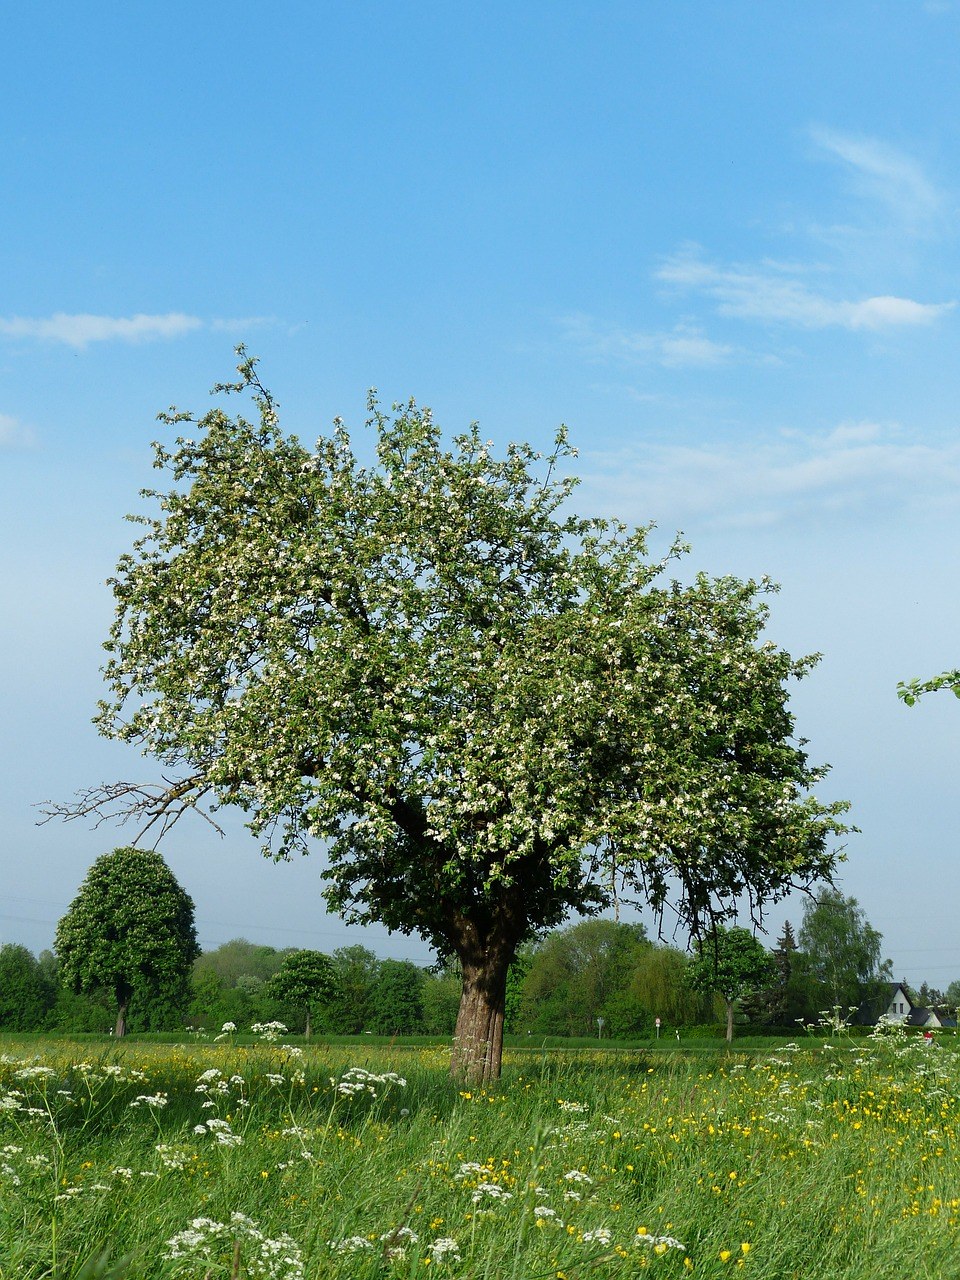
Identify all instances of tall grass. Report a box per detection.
[1,1025,958,1278]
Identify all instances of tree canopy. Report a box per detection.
[794,888,891,1016]
[267,949,336,1038]
[0,944,56,1031]
[57,356,849,1078]
[686,924,775,1042]
[520,919,650,1037]
[55,846,199,1036]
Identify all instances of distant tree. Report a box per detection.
[369,959,426,1035]
[627,944,711,1032]
[520,920,649,1036]
[37,949,59,989]
[267,950,336,1037]
[945,979,960,1013]
[794,889,891,1016]
[52,357,851,1080]
[193,938,286,988]
[504,946,533,1034]
[687,926,775,1043]
[55,847,199,1037]
[326,946,381,1033]
[0,944,56,1031]
[742,920,803,1026]
[916,981,944,1009]
[422,959,463,1036]
[49,985,116,1033]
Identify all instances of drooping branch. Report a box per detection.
[37,775,223,845]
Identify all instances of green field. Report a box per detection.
[1,1027,956,1278]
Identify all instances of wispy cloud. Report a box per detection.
[0,312,203,349]
[0,413,36,448]
[0,311,275,350]
[578,421,960,531]
[559,313,737,368]
[809,126,943,226]
[657,247,954,330]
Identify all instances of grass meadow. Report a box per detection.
[1,1025,958,1279]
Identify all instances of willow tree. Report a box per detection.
[55,354,849,1080]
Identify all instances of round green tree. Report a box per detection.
[55,356,850,1079]
[687,925,776,1042]
[55,846,199,1037]
[266,949,336,1037]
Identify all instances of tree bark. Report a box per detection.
[305,1008,312,1040]
[451,956,509,1083]
[115,985,131,1039]
[725,998,734,1044]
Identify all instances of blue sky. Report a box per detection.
[3,2,960,984]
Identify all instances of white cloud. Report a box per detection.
[210,316,274,333]
[0,413,36,448]
[0,312,203,349]
[657,247,954,330]
[577,421,960,532]
[809,126,942,225]
[559,313,736,368]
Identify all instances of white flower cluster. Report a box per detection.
[471,1181,514,1205]
[429,1237,461,1263]
[328,1236,373,1254]
[251,1021,288,1043]
[164,1212,303,1279]
[155,1143,193,1171]
[192,1117,242,1147]
[634,1230,686,1253]
[14,1065,57,1081]
[330,1066,407,1098]
[128,1093,168,1109]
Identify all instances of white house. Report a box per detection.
[882,981,954,1028]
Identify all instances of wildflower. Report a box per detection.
[472,1181,513,1204]
[129,1093,168,1109]
[583,1227,612,1245]
[634,1231,685,1252]
[251,1021,288,1042]
[328,1236,373,1254]
[165,1212,303,1278]
[14,1065,57,1080]
[429,1237,461,1263]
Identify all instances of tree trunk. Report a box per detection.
[305,1008,312,1040]
[450,952,512,1083]
[725,998,734,1044]
[115,986,131,1039]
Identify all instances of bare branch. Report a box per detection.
[36,775,225,846]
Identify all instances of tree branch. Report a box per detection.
[36,775,224,846]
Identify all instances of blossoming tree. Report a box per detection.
[53,355,849,1079]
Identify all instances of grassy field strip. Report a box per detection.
[0,1029,958,1278]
